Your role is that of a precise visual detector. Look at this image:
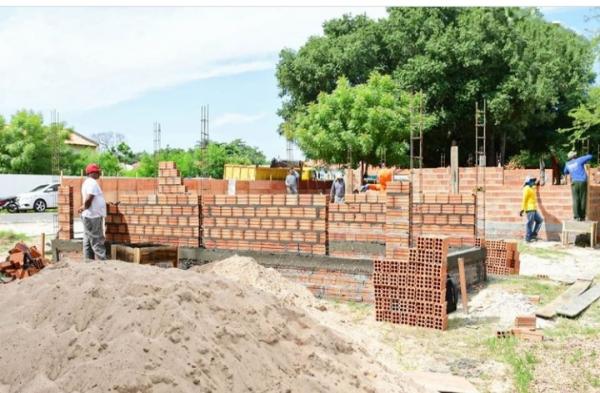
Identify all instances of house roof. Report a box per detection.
[65,131,98,148]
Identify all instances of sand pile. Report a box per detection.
[192,256,318,309]
[0,261,420,393]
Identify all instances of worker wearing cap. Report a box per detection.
[564,151,593,221]
[520,176,544,242]
[78,163,107,260]
[330,172,345,203]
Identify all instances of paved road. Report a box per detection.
[0,212,83,238]
[0,212,56,224]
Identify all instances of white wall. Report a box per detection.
[0,174,56,197]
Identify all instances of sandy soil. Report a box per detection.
[0,259,423,393]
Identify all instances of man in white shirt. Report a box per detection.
[78,163,107,260]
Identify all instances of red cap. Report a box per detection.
[85,163,101,175]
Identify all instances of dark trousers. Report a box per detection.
[571,181,587,220]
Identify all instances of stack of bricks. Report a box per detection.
[477,238,520,275]
[202,194,328,255]
[57,185,74,240]
[328,193,386,259]
[105,162,201,248]
[385,182,412,260]
[374,236,449,330]
[412,194,476,247]
[158,161,187,194]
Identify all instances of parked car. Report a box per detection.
[0,195,18,213]
[16,183,60,212]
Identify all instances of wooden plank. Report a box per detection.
[557,284,600,318]
[451,146,459,194]
[562,220,596,233]
[458,257,468,314]
[405,371,479,393]
[536,279,591,319]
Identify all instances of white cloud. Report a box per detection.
[213,112,267,128]
[0,7,387,114]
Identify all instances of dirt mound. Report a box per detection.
[192,255,318,309]
[0,261,420,393]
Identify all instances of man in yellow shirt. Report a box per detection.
[519,176,544,242]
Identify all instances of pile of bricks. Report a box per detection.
[0,243,50,281]
[106,162,200,248]
[374,236,449,330]
[412,194,476,247]
[202,194,328,255]
[496,315,543,341]
[158,161,187,194]
[477,239,520,275]
[328,193,386,259]
[385,182,412,260]
[57,185,74,240]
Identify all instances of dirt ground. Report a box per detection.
[316,242,600,393]
[0,236,598,393]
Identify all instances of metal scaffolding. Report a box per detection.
[410,92,425,245]
[475,100,487,238]
[153,121,162,158]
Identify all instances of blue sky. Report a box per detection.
[0,7,598,160]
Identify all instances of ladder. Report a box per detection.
[475,100,487,239]
[410,92,424,245]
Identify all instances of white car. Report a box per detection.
[16,183,60,212]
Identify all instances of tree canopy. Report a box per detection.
[0,111,268,177]
[276,7,597,166]
[288,73,435,167]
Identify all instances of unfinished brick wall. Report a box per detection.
[328,194,386,259]
[412,194,477,247]
[385,182,412,260]
[105,162,201,247]
[589,184,600,223]
[57,186,73,240]
[202,194,328,255]
[105,194,201,247]
[375,236,448,330]
[398,167,580,240]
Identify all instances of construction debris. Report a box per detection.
[405,371,480,393]
[556,284,600,318]
[0,242,50,282]
[536,279,592,319]
[495,315,544,342]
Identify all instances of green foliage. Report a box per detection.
[486,337,537,393]
[561,86,600,147]
[276,8,596,166]
[289,73,434,166]
[129,139,267,179]
[112,142,137,165]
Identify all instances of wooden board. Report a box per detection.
[557,284,600,318]
[536,279,591,319]
[405,371,479,393]
[458,257,468,313]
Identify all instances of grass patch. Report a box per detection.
[491,275,565,305]
[486,337,536,393]
[0,229,29,243]
[518,243,568,260]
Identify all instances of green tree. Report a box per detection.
[288,73,434,167]
[561,86,600,148]
[276,8,596,166]
[112,141,137,165]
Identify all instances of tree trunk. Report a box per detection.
[488,124,495,167]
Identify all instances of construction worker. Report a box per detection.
[330,173,345,203]
[363,162,393,192]
[285,169,298,194]
[519,176,543,242]
[78,163,107,261]
[564,151,593,221]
